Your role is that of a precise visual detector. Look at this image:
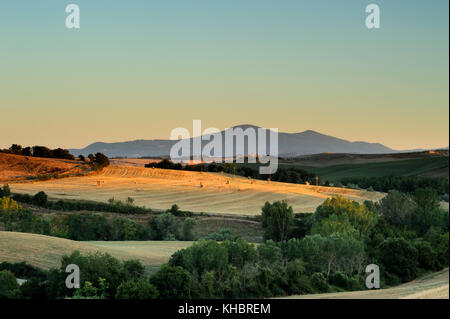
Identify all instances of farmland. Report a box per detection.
[8,164,384,216]
[0,231,192,274]
[276,152,449,181]
[281,268,449,299]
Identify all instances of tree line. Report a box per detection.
[1,185,448,299]
[145,159,316,184]
[340,175,449,197]
[1,193,196,242]
[1,144,75,160]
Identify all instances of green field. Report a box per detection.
[281,156,449,181]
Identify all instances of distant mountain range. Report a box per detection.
[70,125,409,158]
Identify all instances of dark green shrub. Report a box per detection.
[0,270,19,299]
[310,272,328,293]
[115,279,158,299]
[150,264,192,299]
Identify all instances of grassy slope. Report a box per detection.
[0,231,192,274]
[0,153,90,182]
[280,156,449,181]
[280,268,449,299]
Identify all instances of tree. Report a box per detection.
[0,184,11,198]
[32,146,52,158]
[261,201,294,241]
[148,213,179,240]
[311,214,357,237]
[22,147,32,156]
[150,264,192,299]
[9,144,22,154]
[182,217,197,241]
[379,238,418,282]
[0,270,19,299]
[32,191,48,207]
[414,188,440,212]
[92,153,110,170]
[60,251,124,298]
[314,196,378,236]
[115,279,158,299]
[378,190,417,227]
[20,277,47,299]
[257,240,283,265]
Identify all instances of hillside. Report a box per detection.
[9,165,384,215]
[278,152,449,181]
[0,153,90,183]
[0,231,192,273]
[1,232,447,299]
[281,268,449,299]
[69,125,395,158]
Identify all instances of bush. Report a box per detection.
[413,239,439,271]
[148,213,180,240]
[203,228,235,241]
[314,196,378,236]
[0,270,19,299]
[60,251,135,298]
[0,197,21,212]
[0,184,11,198]
[92,152,110,170]
[310,273,328,293]
[32,191,48,207]
[150,264,192,299]
[19,278,47,299]
[379,238,418,282]
[115,279,159,299]
[0,261,47,281]
[261,201,294,241]
[328,272,359,290]
[182,218,197,241]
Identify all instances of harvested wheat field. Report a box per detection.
[280,268,449,299]
[0,231,192,273]
[9,165,384,216]
[0,153,90,182]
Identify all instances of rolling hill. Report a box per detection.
[0,153,90,183]
[0,231,192,273]
[69,125,396,158]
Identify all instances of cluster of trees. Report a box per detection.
[1,179,449,298]
[261,191,449,286]
[83,152,110,171]
[0,204,196,242]
[12,191,150,215]
[145,160,316,184]
[0,144,110,172]
[340,176,449,197]
[0,144,75,160]
[0,253,159,299]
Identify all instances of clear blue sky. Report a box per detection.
[0,0,448,150]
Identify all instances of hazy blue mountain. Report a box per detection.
[70,125,395,158]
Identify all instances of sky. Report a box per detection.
[0,0,448,150]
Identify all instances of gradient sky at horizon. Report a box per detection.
[0,0,448,150]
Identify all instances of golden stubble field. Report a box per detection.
[9,165,384,216]
[280,268,449,299]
